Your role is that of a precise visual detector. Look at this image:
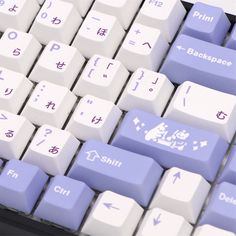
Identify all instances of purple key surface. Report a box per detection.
[218,146,236,185]
[160,34,236,95]
[111,109,228,181]
[226,24,236,50]
[68,139,163,206]
[199,182,236,233]
[34,175,94,230]
[181,2,230,44]
[0,160,48,214]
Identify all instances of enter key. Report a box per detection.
[160,34,236,95]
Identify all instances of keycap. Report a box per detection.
[160,34,236,95]
[30,0,82,45]
[21,81,76,128]
[199,182,236,233]
[183,0,236,18]
[72,10,125,58]
[81,191,143,236]
[218,146,236,185]
[62,0,93,17]
[0,110,35,160]
[34,176,94,230]
[0,159,48,214]
[37,0,44,4]
[149,167,210,223]
[164,81,236,142]
[0,0,39,32]
[0,67,33,113]
[116,23,169,72]
[193,224,235,236]
[118,68,174,115]
[0,159,3,168]
[29,41,85,88]
[136,207,193,236]
[68,139,163,206]
[111,109,228,181]
[180,2,230,44]
[73,55,129,102]
[66,95,122,142]
[135,0,186,42]
[23,124,79,176]
[92,0,142,29]
[226,24,236,50]
[0,28,42,75]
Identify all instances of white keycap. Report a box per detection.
[30,0,82,45]
[73,54,129,102]
[72,10,125,58]
[62,0,93,17]
[116,23,169,72]
[37,0,45,4]
[0,0,39,32]
[149,167,210,224]
[164,81,236,142]
[184,0,236,17]
[82,191,143,236]
[29,41,85,88]
[23,124,79,175]
[66,95,122,142]
[0,110,35,160]
[193,224,235,236]
[0,28,42,75]
[21,81,76,128]
[92,0,142,29]
[136,207,193,236]
[135,0,186,42]
[118,68,174,115]
[0,67,33,113]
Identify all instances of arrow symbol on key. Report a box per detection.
[103,203,120,210]
[153,213,161,226]
[173,171,181,184]
[0,113,7,120]
[142,42,152,49]
[176,45,186,51]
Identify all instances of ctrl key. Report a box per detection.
[34,175,94,231]
[0,159,48,214]
[199,182,236,233]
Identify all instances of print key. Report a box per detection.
[112,109,228,181]
[21,81,76,128]
[164,81,236,142]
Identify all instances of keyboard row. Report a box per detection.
[0,149,236,235]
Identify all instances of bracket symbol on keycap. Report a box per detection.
[0,70,4,80]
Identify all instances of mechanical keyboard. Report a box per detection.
[0,0,236,235]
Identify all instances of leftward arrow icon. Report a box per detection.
[0,113,7,120]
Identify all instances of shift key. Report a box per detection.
[160,34,236,95]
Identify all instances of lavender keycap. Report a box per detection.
[68,139,163,206]
[199,182,236,233]
[0,159,48,214]
[218,146,236,185]
[34,175,94,230]
[226,24,236,50]
[160,34,236,95]
[112,109,228,181]
[0,159,3,167]
[181,2,230,44]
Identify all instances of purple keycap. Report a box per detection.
[226,24,236,50]
[0,159,48,214]
[34,175,94,230]
[160,34,236,95]
[68,139,163,206]
[0,159,3,167]
[111,109,228,181]
[218,146,236,185]
[199,182,236,233]
[181,2,230,45]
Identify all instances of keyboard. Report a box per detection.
[0,0,236,235]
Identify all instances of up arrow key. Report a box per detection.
[173,171,181,184]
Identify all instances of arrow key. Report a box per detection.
[149,167,210,224]
[82,190,143,236]
[136,207,192,236]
